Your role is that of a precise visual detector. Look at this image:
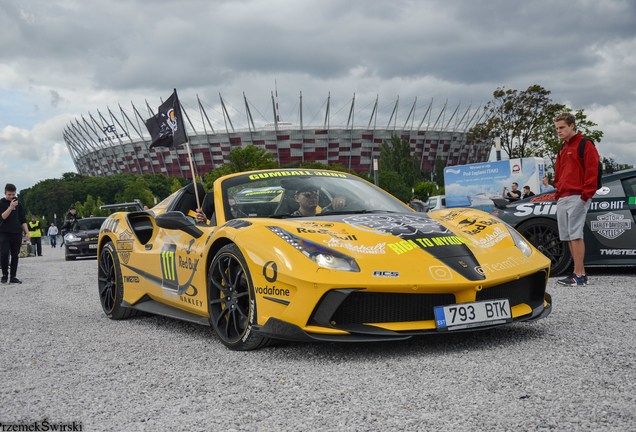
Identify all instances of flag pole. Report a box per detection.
[174,88,201,211]
[185,140,201,210]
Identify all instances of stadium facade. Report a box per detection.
[63,92,492,179]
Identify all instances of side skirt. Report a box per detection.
[123,295,210,327]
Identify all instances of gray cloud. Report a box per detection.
[1,0,635,189]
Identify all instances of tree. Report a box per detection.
[203,145,278,188]
[379,134,419,188]
[170,177,184,193]
[378,171,411,202]
[116,177,155,207]
[413,181,442,201]
[602,156,633,174]
[284,161,369,180]
[471,85,604,169]
[227,145,277,172]
[75,195,108,217]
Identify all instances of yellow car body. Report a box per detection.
[97,169,552,350]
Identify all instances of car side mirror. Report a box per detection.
[155,211,203,239]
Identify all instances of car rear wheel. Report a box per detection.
[517,219,572,276]
[207,244,269,351]
[98,242,137,320]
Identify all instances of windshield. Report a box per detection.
[220,170,409,219]
[74,218,106,231]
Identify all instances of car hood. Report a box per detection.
[243,212,523,282]
[70,228,101,238]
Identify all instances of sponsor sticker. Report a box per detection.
[468,227,510,248]
[600,249,636,255]
[590,201,625,211]
[263,261,278,282]
[117,230,133,264]
[296,227,357,241]
[160,244,178,285]
[596,186,611,196]
[388,236,468,255]
[514,203,557,217]
[254,285,290,296]
[429,266,453,281]
[372,271,400,278]
[343,214,450,237]
[591,212,632,240]
[325,238,386,254]
[248,171,347,180]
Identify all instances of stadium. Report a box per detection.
[63,91,492,178]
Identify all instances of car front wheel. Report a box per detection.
[207,244,269,350]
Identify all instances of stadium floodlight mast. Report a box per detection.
[494,129,502,161]
[373,158,379,185]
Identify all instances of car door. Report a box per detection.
[148,219,209,315]
[584,173,636,265]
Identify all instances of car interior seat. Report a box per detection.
[170,183,206,217]
[201,192,216,225]
[272,189,299,215]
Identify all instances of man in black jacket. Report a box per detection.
[60,207,80,246]
[0,183,30,284]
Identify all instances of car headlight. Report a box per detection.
[65,233,81,243]
[507,226,533,257]
[267,226,360,272]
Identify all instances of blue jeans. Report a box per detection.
[50,235,57,247]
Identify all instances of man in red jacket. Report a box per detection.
[553,112,600,286]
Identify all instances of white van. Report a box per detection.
[426,195,446,211]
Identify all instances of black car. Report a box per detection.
[491,168,636,276]
[64,217,107,261]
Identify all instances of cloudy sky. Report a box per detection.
[1,0,635,191]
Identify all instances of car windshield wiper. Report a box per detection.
[268,213,304,219]
[316,209,399,216]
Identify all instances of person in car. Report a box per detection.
[287,179,346,217]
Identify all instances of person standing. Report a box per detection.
[0,183,30,284]
[554,112,600,287]
[48,222,59,248]
[28,215,43,256]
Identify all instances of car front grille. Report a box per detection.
[476,270,547,310]
[327,292,455,324]
[309,270,548,327]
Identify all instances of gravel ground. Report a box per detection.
[1,245,635,432]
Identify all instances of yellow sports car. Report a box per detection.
[97,169,552,350]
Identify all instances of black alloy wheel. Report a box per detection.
[208,244,268,350]
[98,242,136,320]
[517,219,572,276]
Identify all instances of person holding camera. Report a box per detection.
[0,183,30,284]
[502,182,522,201]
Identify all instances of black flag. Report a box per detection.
[145,89,187,148]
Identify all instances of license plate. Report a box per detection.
[89,244,98,249]
[434,299,511,331]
